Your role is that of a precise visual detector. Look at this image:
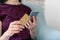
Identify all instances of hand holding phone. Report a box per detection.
[19,11,39,25]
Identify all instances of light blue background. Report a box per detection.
[22,1,60,40]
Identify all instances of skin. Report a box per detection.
[0,0,37,40]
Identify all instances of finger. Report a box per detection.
[10,25,20,28]
[32,16,37,23]
[26,22,30,26]
[19,26,25,29]
[11,28,23,31]
[10,21,19,25]
[17,21,24,26]
[24,24,29,29]
[10,27,19,30]
[19,29,23,31]
[28,20,32,25]
[10,25,25,29]
[12,28,23,34]
[12,31,20,34]
[11,21,23,26]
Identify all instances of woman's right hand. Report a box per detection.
[4,21,25,37]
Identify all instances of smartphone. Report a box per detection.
[30,11,39,22]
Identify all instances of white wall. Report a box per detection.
[45,0,60,30]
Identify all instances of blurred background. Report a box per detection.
[23,0,60,40]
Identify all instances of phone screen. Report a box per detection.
[30,11,39,22]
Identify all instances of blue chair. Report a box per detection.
[22,1,60,40]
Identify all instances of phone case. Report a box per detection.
[19,13,30,25]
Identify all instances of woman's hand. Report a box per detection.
[25,16,37,31]
[4,21,25,37]
[25,16,37,39]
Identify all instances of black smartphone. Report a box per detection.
[30,11,39,22]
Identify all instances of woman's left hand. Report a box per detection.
[25,16,37,31]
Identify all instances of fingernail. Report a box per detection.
[20,29,23,31]
[22,27,25,29]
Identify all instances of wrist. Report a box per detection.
[3,30,11,38]
[0,32,10,40]
[30,29,36,39]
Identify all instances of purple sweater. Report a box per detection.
[0,4,32,40]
